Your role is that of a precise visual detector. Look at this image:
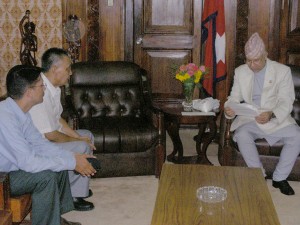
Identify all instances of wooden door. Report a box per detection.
[133,0,203,103]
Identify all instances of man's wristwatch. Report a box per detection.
[271,112,276,119]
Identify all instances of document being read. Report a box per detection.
[226,102,259,117]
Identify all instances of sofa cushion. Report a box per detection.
[80,117,158,154]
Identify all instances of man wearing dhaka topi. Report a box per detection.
[224,32,300,196]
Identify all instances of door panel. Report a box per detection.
[134,0,202,102]
[144,0,192,33]
[145,50,191,98]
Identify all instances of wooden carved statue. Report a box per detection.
[19,10,37,66]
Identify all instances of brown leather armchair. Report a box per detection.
[65,61,165,178]
[218,65,300,181]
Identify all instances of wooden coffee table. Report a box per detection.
[151,164,280,225]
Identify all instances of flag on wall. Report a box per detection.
[201,0,226,97]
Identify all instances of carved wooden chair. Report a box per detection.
[0,173,32,225]
[0,210,12,225]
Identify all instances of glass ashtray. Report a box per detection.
[196,186,227,203]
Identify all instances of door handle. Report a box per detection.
[136,36,143,45]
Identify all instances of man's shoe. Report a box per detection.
[61,217,81,225]
[272,180,295,195]
[73,197,95,211]
[82,189,93,198]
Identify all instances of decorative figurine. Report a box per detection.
[19,10,38,66]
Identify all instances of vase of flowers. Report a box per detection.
[182,81,195,107]
[175,63,208,111]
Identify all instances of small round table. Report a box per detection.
[154,102,217,165]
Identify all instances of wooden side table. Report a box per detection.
[154,102,217,164]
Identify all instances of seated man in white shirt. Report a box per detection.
[29,48,96,211]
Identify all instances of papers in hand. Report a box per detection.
[226,102,259,117]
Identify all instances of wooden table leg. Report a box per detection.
[166,121,184,163]
[195,119,217,165]
[166,118,217,164]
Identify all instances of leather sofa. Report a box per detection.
[64,61,165,178]
[218,65,300,181]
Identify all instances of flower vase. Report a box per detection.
[182,81,195,111]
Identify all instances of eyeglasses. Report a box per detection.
[30,83,47,89]
[245,57,264,65]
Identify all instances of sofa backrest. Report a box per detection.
[290,65,300,125]
[70,61,150,119]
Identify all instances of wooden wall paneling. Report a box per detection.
[99,0,125,61]
[235,0,249,68]
[62,0,88,61]
[248,0,280,61]
[279,0,289,64]
[280,0,300,65]
[87,0,100,61]
[268,0,281,60]
[125,0,134,61]
[287,52,300,65]
[248,0,271,48]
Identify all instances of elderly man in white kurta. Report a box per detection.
[29,48,96,211]
[224,33,300,195]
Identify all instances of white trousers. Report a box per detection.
[234,122,300,181]
[56,129,94,198]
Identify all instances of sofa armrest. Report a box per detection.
[218,112,235,166]
[151,109,166,177]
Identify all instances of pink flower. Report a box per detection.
[187,70,194,76]
[199,65,206,72]
[179,65,187,72]
[186,63,198,71]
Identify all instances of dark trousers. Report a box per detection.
[9,170,74,225]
